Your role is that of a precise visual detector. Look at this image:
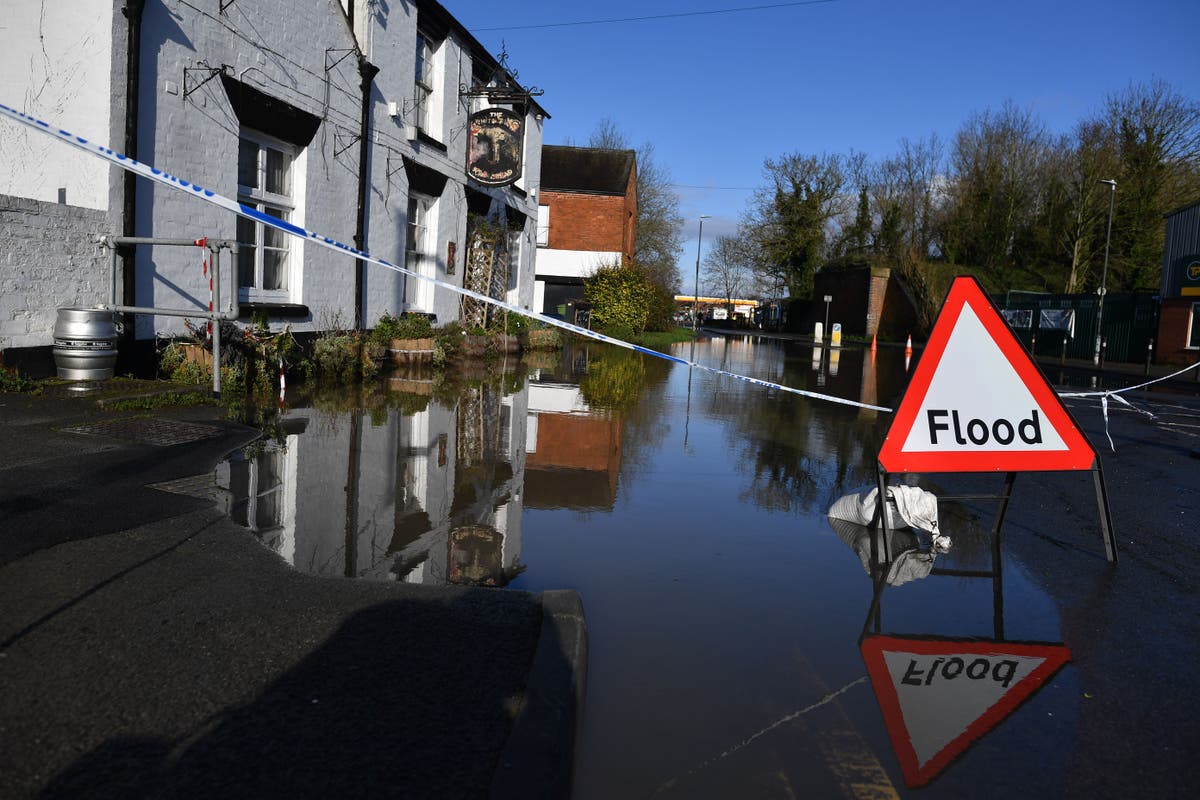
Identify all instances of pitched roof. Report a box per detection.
[540,145,635,195]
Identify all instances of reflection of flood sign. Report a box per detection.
[861,635,1071,788]
[878,276,1096,473]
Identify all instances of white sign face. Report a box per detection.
[881,649,1043,767]
[901,305,1067,453]
[862,635,1072,788]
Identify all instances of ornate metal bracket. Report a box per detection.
[333,127,361,159]
[459,44,544,105]
[183,63,231,100]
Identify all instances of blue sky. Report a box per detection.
[447,0,1200,289]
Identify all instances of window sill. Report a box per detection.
[239,302,311,319]
[416,131,447,153]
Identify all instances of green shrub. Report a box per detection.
[372,312,433,344]
[0,364,36,393]
[432,322,463,366]
[489,312,529,336]
[584,262,657,337]
[158,321,305,395]
[312,331,378,383]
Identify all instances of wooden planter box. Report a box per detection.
[458,334,521,359]
[389,337,435,364]
[180,343,213,369]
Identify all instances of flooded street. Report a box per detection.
[217,335,1164,797]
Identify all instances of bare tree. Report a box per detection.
[940,101,1054,287]
[1099,80,1200,289]
[1029,121,1119,292]
[588,118,685,291]
[703,235,755,314]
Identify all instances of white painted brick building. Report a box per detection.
[0,0,544,366]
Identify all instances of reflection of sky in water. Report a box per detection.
[506,337,1074,799]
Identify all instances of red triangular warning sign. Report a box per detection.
[878,276,1096,473]
[861,635,1071,788]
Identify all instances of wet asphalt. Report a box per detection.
[3,358,1199,798]
[888,378,1200,797]
[962,387,1200,798]
[0,384,583,800]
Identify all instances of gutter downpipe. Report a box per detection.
[353,55,380,332]
[120,0,145,348]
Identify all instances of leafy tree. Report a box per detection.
[744,152,846,300]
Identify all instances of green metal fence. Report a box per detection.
[999,291,1159,364]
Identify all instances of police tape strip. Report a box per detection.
[1058,361,1200,450]
[1057,360,1200,400]
[1,101,892,414]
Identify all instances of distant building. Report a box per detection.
[535,145,637,322]
[0,0,545,371]
[1157,199,1200,365]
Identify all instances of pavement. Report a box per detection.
[0,381,587,800]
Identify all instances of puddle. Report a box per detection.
[212,338,1087,796]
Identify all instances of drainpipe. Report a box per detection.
[353,55,379,331]
[120,0,144,341]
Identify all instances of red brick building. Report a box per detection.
[534,146,637,321]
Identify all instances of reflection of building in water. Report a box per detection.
[523,380,623,510]
[218,374,528,587]
[218,425,303,565]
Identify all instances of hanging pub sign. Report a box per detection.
[466,108,524,187]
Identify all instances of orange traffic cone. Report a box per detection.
[905,334,913,356]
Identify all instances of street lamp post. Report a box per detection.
[692,215,711,334]
[1093,179,1116,366]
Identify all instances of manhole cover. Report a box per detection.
[63,418,223,447]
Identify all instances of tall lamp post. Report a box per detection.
[1093,179,1117,366]
[692,214,711,334]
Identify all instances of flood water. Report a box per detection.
[217,335,1084,798]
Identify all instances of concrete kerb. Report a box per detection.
[491,589,589,800]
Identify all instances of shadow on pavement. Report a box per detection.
[36,594,543,800]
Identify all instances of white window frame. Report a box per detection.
[1187,302,1200,350]
[536,204,550,246]
[414,31,437,136]
[406,193,437,311]
[237,131,299,302]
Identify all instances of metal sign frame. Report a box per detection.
[876,276,1117,562]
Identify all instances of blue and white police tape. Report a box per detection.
[0,100,892,413]
[1059,361,1200,450]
